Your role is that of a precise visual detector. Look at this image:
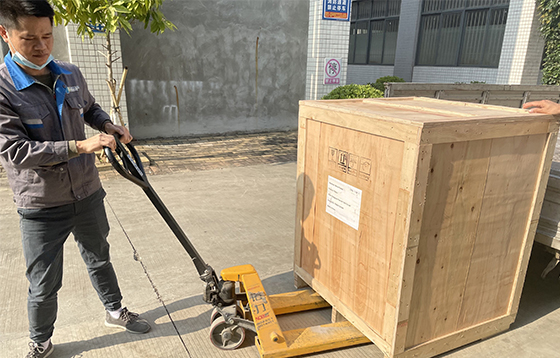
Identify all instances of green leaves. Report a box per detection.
[539,0,560,85]
[112,5,131,14]
[367,76,405,92]
[322,84,384,100]
[49,0,176,37]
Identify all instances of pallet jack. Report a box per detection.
[104,137,370,357]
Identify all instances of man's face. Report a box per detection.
[0,16,53,74]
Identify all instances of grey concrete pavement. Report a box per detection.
[2,160,560,358]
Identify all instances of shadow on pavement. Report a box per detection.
[51,271,303,357]
[511,242,560,330]
[51,295,207,357]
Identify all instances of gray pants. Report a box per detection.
[18,188,122,343]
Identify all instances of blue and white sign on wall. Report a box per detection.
[323,0,350,21]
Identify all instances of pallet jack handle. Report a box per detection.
[103,135,214,279]
[103,138,369,356]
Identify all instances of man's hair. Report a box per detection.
[0,0,55,30]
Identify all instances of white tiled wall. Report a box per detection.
[306,0,352,100]
[412,67,499,84]
[347,65,394,84]
[65,24,129,138]
[520,6,545,84]
[496,0,541,84]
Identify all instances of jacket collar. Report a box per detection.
[3,52,71,91]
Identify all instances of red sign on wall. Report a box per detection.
[324,58,342,85]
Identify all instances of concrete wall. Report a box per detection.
[0,38,8,62]
[393,0,422,82]
[51,25,70,63]
[121,0,309,139]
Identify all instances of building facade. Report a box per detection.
[0,0,548,137]
[306,0,546,100]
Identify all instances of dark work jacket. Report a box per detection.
[0,54,110,208]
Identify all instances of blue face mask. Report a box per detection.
[8,38,54,70]
[12,51,54,70]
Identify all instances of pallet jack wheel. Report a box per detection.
[210,306,245,323]
[209,316,246,350]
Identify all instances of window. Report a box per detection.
[348,0,402,65]
[416,0,509,67]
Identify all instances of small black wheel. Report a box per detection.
[209,316,246,350]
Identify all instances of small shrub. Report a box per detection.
[322,84,384,100]
[368,75,405,92]
[539,0,560,85]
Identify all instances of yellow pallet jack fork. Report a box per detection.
[219,264,370,357]
[105,138,370,357]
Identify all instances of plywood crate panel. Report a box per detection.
[294,97,559,358]
[535,162,560,250]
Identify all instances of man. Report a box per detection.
[523,100,560,115]
[0,1,150,357]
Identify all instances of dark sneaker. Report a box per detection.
[105,307,151,334]
[25,341,53,358]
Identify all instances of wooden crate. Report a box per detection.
[536,162,560,251]
[294,97,558,358]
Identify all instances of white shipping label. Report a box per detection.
[326,176,362,230]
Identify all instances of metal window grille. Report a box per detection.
[348,0,402,65]
[416,0,509,68]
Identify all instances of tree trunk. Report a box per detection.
[105,31,125,126]
[106,31,115,89]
